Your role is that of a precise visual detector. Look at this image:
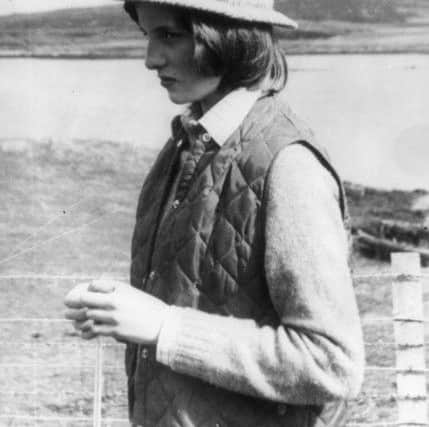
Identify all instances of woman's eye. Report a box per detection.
[162,31,180,40]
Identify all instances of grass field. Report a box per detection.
[1,138,429,425]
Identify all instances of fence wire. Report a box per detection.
[1,271,429,426]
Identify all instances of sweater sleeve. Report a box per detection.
[155,143,365,404]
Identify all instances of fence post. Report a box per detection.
[93,338,103,427]
[391,252,427,426]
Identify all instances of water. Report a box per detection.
[1,55,428,190]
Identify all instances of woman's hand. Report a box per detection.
[64,280,168,344]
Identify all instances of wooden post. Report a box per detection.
[391,252,427,426]
[93,338,103,427]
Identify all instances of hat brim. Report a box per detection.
[120,0,298,29]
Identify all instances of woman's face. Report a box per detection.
[136,3,223,110]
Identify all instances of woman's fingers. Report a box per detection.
[66,308,115,324]
[65,307,87,321]
[64,282,90,308]
[81,329,98,340]
[73,314,116,339]
[78,291,114,309]
[86,309,117,325]
[80,323,115,339]
[74,318,94,331]
[64,280,120,309]
[88,280,117,293]
[91,324,115,337]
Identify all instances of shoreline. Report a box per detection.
[1,137,429,196]
[2,51,429,60]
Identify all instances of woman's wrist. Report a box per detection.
[156,305,183,365]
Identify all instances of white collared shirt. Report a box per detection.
[198,88,262,146]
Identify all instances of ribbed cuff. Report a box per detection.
[156,306,184,366]
[156,306,236,379]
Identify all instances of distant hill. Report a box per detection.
[276,0,404,22]
[0,5,145,57]
[0,4,132,34]
[1,1,428,56]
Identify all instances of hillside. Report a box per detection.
[277,0,403,22]
[0,0,429,56]
[0,138,427,276]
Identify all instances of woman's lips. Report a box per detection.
[160,76,177,88]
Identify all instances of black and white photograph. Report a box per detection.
[1,0,429,425]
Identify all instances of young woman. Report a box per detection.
[65,1,365,425]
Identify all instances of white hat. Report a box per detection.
[123,0,298,29]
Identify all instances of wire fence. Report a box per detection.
[1,253,429,426]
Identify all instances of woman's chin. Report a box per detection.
[167,91,190,105]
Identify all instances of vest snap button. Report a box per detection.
[149,271,156,280]
[172,199,180,209]
[202,133,211,143]
[141,347,149,359]
[277,403,287,415]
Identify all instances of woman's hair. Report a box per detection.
[124,2,288,93]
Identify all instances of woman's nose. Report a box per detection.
[145,40,166,70]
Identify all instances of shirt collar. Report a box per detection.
[178,88,262,147]
[200,88,262,146]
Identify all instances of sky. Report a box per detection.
[0,0,116,16]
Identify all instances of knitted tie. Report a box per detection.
[175,118,212,203]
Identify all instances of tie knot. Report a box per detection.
[181,115,200,136]
[180,116,212,153]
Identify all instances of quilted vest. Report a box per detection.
[127,93,350,427]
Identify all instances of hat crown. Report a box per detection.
[218,0,274,8]
[123,0,297,29]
